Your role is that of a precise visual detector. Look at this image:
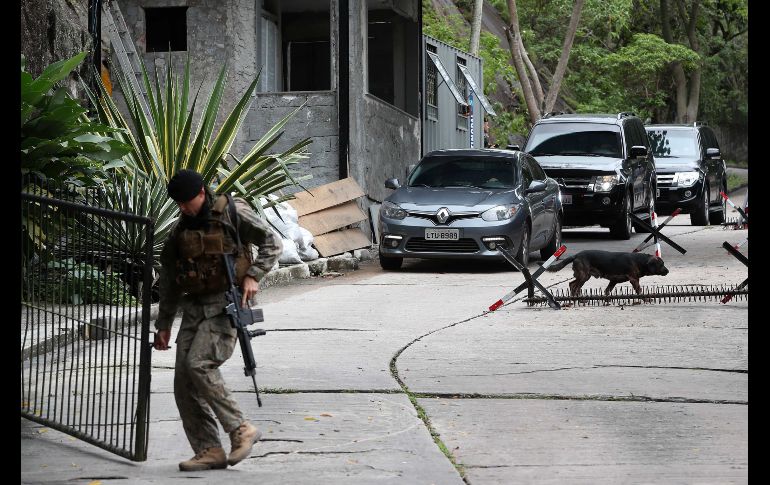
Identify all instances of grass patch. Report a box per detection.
[726,159,748,169]
[727,172,748,192]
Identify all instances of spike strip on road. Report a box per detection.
[523,284,748,306]
[488,245,567,311]
[633,208,681,253]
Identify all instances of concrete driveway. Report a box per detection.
[21,194,748,484]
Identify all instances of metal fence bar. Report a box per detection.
[21,183,154,462]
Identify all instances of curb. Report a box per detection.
[260,248,373,289]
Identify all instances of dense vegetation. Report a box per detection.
[424,0,747,160]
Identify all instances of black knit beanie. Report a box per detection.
[167,169,204,202]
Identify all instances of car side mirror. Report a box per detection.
[706,147,721,159]
[629,145,648,158]
[385,178,401,190]
[523,180,547,194]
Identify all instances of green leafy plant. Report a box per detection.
[21,52,131,186]
[82,53,313,268]
[26,258,138,306]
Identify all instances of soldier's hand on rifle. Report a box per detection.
[241,275,259,308]
[153,329,171,350]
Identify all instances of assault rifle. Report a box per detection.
[223,252,267,406]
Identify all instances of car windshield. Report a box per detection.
[525,122,622,158]
[408,156,517,189]
[646,129,699,158]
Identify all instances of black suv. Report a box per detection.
[523,113,656,239]
[645,123,727,225]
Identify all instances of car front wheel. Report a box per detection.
[379,253,403,270]
[515,223,530,269]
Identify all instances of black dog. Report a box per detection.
[548,250,669,297]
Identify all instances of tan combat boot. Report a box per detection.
[227,421,262,466]
[178,447,227,471]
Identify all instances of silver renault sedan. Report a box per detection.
[378,149,563,270]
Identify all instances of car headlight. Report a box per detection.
[481,205,518,221]
[674,171,700,188]
[593,174,620,192]
[381,201,407,220]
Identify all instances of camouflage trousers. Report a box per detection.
[174,294,245,452]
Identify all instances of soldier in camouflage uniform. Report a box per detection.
[153,169,282,471]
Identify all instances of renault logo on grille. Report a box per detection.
[436,207,450,224]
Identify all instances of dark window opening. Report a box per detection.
[426,44,438,120]
[456,57,469,129]
[367,8,419,116]
[282,11,330,91]
[145,7,188,52]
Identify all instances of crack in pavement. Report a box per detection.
[410,391,747,405]
[253,449,377,458]
[425,364,747,378]
[268,328,373,332]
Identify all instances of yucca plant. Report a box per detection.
[83,53,312,267]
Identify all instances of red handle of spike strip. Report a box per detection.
[554,245,567,258]
[489,299,504,312]
[672,208,682,216]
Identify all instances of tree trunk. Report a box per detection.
[543,0,585,113]
[506,0,541,124]
[680,0,701,122]
[661,0,687,122]
[519,35,544,109]
[469,0,484,56]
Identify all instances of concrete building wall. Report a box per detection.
[120,1,257,138]
[349,0,421,205]
[239,92,340,192]
[119,0,338,190]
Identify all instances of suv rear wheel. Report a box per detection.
[709,180,727,225]
[609,192,633,239]
[633,186,655,233]
[691,184,710,226]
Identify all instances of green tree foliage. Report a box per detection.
[427,0,746,146]
[21,52,131,186]
[423,0,527,143]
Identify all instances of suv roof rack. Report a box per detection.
[542,111,565,119]
[693,121,708,127]
[617,112,636,119]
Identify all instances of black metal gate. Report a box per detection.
[21,182,154,461]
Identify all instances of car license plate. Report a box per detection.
[562,194,572,205]
[425,228,459,240]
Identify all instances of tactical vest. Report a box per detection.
[175,194,252,295]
